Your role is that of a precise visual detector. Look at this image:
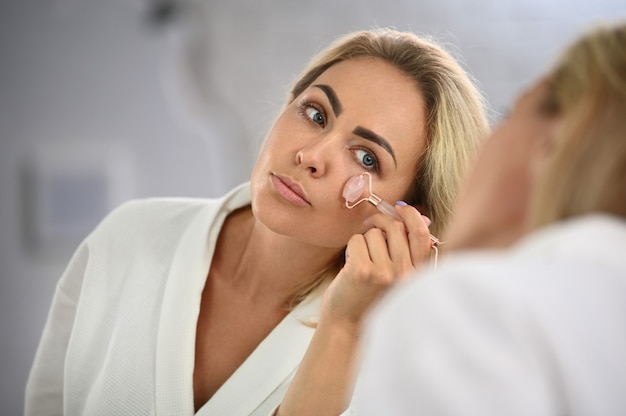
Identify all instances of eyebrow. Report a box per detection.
[312,83,396,166]
[353,126,397,166]
[313,84,343,116]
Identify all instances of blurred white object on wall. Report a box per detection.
[20,140,134,258]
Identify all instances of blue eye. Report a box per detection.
[304,106,325,126]
[354,148,379,171]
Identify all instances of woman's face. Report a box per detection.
[444,80,560,250]
[251,57,427,248]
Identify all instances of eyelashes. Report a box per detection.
[296,101,326,127]
[296,99,381,173]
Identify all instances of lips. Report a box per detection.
[270,174,311,206]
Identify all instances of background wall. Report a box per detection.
[1,0,624,414]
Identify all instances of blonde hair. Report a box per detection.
[282,28,489,308]
[530,22,626,228]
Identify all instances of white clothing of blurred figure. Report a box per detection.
[357,215,626,416]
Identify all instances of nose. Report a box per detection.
[295,139,334,177]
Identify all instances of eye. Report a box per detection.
[306,107,325,126]
[353,148,380,172]
[297,102,326,127]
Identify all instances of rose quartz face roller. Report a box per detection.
[343,171,442,267]
[343,172,402,220]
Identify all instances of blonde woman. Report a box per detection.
[357,21,626,415]
[25,28,488,416]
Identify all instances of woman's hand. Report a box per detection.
[322,204,432,329]
[278,206,432,416]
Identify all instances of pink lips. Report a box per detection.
[271,174,310,206]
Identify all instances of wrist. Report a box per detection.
[317,312,363,341]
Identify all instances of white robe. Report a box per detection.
[25,183,324,416]
[355,214,626,416]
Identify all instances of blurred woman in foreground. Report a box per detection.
[357,20,626,416]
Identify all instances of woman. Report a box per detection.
[25,28,488,415]
[356,21,626,415]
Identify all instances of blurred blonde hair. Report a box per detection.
[282,28,489,308]
[531,21,626,228]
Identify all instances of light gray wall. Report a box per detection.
[1,0,624,414]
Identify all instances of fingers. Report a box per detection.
[345,228,406,290]
[345,233,371,265]
[368,220,413,276]
[363,227,408,283]
[363,204,433,269]
[395,204,433,267]
[333,206,432,325]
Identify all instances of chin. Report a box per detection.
[257,209,351,249]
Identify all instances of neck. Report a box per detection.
[212,206,342,306]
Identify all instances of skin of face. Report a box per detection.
[250,57,427,249]
[444,80,560,250]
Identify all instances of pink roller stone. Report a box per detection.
[343,174,366,203]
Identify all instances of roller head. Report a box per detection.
[343,174,366,203]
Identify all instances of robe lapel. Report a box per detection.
[196,296,321,416]
[154,208,219,415]
[153,182,324,415]
[154,185,251,415]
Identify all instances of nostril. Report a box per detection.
[310,167,317,173]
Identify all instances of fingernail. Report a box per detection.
[395,201,408,206]
[422,215,432,227]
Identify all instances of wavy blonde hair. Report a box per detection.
[530,21,626,228]
[281,28,489,308]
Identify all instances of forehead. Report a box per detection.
[314,57,420,104]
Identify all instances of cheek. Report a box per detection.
[260,210,366,249]
[266,111,304,145]
[444,128,530,244]
[254,190,371,249]
[529,120,561,184]
[258,127,284,160]
[304,195,373,247]
[251,124,294,177]
[250,150,270,191]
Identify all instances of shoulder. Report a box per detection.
[87,182,251,246]
[372,250,518,338]
[93,197,213,236]
[369,213,626,364]
[414,214,626,304]
[360,215,626,414]
[107,197,213,222]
